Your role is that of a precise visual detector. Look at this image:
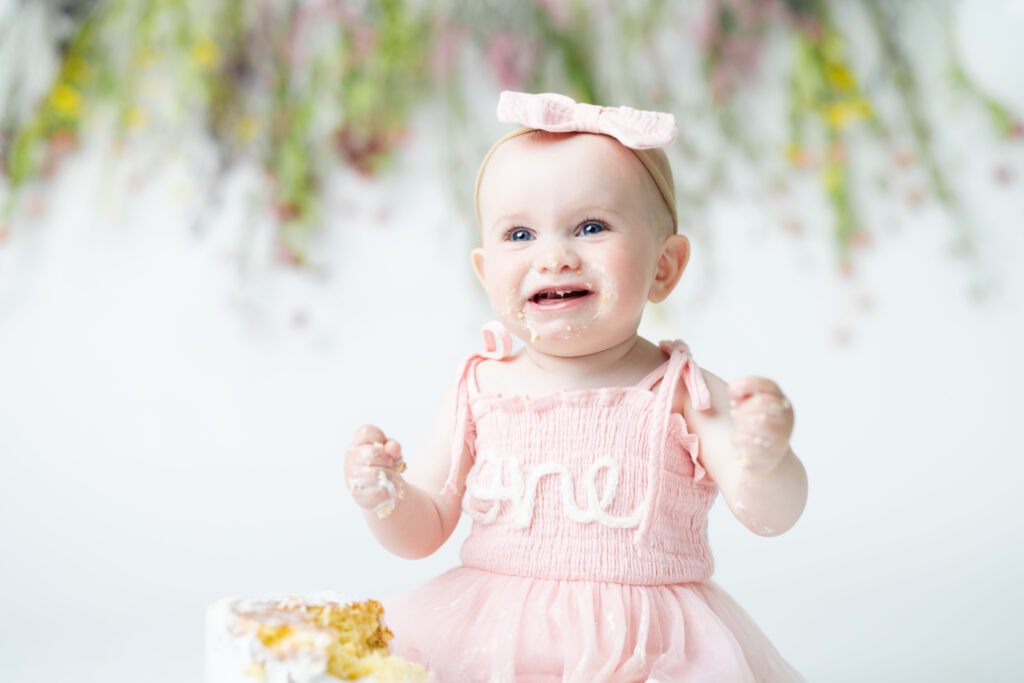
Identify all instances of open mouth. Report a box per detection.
[531,289,589,303]
[528,286,593,307]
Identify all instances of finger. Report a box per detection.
[732,414,784,439]
[351,424,387,447]
[352,446,399,469]
[349,478,391,506]
[731,429,780,452]
[354,437,407,472]
[729,377,785,403]
[348,464,398,489]
[380,440,407,473]
[349,472,386,493]
[348,469,404,515]
[383,438,403,460]
[732,407,792,448]
[732,393,793,423]
[345,445,381,482]
[353,440,405,470]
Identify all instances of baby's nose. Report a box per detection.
[534,245,581,273]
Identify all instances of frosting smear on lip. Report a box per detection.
[530,288,592,311]
[511,266,617,343]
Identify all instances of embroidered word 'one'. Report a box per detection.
[464,450,644,529]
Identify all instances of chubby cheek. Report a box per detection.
[482,264,528,332]
[495,283,525,322]
[606,249,654,309]
[630,262,656,305]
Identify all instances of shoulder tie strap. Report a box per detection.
[658,340,711,411]
[480,320,514,360]
[440,322,514,500]
[634,340,711,545]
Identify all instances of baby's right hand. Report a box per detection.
[345,425,408,518]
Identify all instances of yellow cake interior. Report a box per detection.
[248,597,429,682]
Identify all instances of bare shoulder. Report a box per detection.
[672,364,730,419]
[471,349,528,394]
[698,367,729,394]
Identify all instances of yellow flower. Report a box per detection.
[135,46,160,68]
[234,115,260,144]
[63,56,90,83]
[826,64,855,91]
[822,98,873,129]
[785,142,810,167]
[854,97,874,119]
[822,163,843,191]
[191,39,220,68]
[823,103,846,128]
[50,83,82,118]
[243,662,265,679]
[125,107,146,130]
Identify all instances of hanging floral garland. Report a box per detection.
[0,0,1019,268]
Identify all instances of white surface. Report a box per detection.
[2,4,1024,682]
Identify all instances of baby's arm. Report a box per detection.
[344,382,471,559]
[681,370,808,536]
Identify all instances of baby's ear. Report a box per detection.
[649,234,689,303]
[471,248,487,290]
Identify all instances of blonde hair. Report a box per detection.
[474,127,677,235]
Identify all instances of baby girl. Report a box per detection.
[345,91,808,682]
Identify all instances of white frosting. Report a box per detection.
[373,469,400,518]
[205,593,428,683]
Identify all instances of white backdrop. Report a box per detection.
[2,4,1024,682]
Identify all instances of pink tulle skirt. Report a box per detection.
[385,567,804,683]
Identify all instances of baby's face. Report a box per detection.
[473,133,672,357]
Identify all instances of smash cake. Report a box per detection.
[205,592,433,683]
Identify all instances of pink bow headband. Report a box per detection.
[475,91,679,232]
[496,91,677,149]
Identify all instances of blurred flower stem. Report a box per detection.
[0,0,1018,277]
[786,0,870,264]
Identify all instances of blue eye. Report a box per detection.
[507,228,534,242]
[579,221,605,236]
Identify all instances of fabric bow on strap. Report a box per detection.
[496,91,677,149]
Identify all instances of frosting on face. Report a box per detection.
[474,133,663,357]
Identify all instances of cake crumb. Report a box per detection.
[243,661,266,679]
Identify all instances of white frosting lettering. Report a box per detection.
[464,450,643,529]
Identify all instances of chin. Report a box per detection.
[531,328,631,357]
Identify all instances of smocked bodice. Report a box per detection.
[441,329,719,586]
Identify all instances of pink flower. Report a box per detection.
[532,0,571,28]
[431,24,466,80]
[486,33,537,91]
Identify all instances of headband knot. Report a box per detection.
[575,102,604,135]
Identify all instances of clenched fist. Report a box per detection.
[728,377,794,475]
[345,424,408,518]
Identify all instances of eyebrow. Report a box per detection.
[486,212,529,233]
[581,206,627,222]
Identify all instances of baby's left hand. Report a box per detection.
[728,377,794,474]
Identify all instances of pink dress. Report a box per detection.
[385,339,804,683]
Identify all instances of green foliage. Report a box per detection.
[1,0,1018,266]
